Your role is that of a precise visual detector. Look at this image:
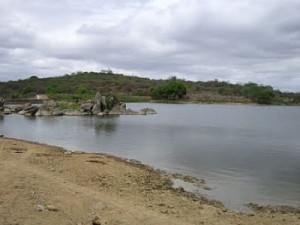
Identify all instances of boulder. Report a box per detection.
[0,98,4,108]
[51,109,64,116]
[92,92,102,114]
[3,107,12,115]
[37,100,64,116]
[121,108,139,115]
[23,106,39,116]
[13,103,32,112]
[0,98,4,112]
[108,104,122,115]
[103,109,110,115]
[139,108,157,115]
[18,110,26,115]
[81,102,93,113]
[35,109,52,116]
[80,93,119,115]
[101,96,107,110]
[92,101,101,114]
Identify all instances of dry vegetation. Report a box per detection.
[1,71,300,104]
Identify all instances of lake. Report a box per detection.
[1,103,300,211]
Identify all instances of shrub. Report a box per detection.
[150,81,187,100]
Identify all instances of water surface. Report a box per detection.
[1,103,300,211]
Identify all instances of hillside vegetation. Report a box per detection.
[0,71,299,105]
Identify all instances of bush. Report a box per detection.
[22,85,34,95]
[244,83,275,104]
[150,81,187,100]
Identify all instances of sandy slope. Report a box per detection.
[0,137,299,225]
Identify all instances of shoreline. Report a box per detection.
[0,136,299,225]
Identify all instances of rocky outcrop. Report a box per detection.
[80,94,157,116]
[80,92,119,115]
[3,93,157,117]
[36,100,64,116]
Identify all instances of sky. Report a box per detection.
[0,0,300,92]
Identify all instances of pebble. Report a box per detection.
[45,204,59,211]
[92,216,101,225]
[92,201,107,211]
[64,151,72,156]
[34,204,45,212]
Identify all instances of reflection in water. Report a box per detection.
[81,116,118,134]
[0,115,4,122]
[94,118,117,134]
[23,115,37,121]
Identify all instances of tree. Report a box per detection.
[150,81,187,100]
[47,85,58,94]
[244,83,275,104]
[28,75,39,80]
[22,85,34,95]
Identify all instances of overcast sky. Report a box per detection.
[1,0,300,92]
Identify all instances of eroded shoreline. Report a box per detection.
[0,137,299,225]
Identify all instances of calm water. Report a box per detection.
[1,103,300,211]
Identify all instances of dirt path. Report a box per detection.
[0,137,299,225]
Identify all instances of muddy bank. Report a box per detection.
[0,137,299,225]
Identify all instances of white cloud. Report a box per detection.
[0,0,300,91]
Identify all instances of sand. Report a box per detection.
[0,137,299,225]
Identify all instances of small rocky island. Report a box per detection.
[1,92,157,117]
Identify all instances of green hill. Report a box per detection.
[0,71,299,105]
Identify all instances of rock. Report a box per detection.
[24,106,39,115]
[4,108,12,115]
[101,96,107,110]
[45,204,59,211]
[121,108,139,115]
[43,100,57,108]
[37,100,65,116]
[51,109,64,116]
[92,101,101,114]
[18,110,26,115]
[0,134,4,137]
[91,92,102,114]
[64,151,72,156]
[108,104,122,115]
[0,98,4,108]
[91,201,107,211]
[139,108,157,115]
[35,109,52,116]
[34,204,45,212]
[13,103,32,112]
[63,110,84,116]
[103,109,110,115]
[92,216,101,225]
[0,98,5,114]
[81,102,93,113]
[120,102,126,110]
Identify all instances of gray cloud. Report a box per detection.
[0,0,299,91]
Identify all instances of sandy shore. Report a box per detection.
[0,137,299,225]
